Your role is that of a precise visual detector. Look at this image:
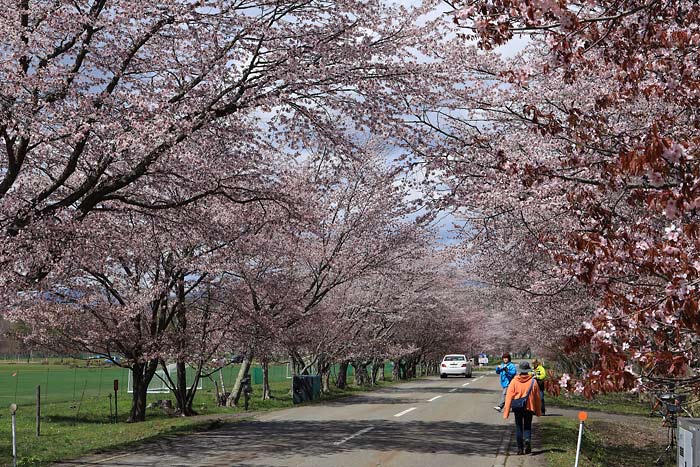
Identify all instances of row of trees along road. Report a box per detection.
[0,0,489,422]
[433,1,700,396]
[4,0,698,419]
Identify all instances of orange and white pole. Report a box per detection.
[574,411,588,467]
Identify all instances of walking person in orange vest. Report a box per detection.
[503,361,542,455]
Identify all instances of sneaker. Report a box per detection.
[525,440,532,454]
[493,406,502,412]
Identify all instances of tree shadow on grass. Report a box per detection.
[45,414,113,425]
[593,442,674,467]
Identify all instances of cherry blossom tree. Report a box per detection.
[219,149,430,398]
[438,1,700,395]
[6,212,195,421]
[0,0,460,293]
[295,239,432,390]
[1,0,491,416]
[156,275,240,416]
[5,194,277,420]
[387,257,486,377]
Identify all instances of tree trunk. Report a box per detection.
[407,359,417,379]
[353,361,369,386]
[128,360,158,422]
[322,367,331,393]
[291,351,307,375]
[392,359,400,381]
[178,360,202,416]
[129,372,148,423]
[336,361,349,389]
[219,368,227,394]
[227,355,253,407]
[261,360,272,400]
[317,354,331,393]
[370,359,381,386]
[187,372,201,415]
[172,361,187,415]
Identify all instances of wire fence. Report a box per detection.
[0,364,131,406]
[0,361,390,407]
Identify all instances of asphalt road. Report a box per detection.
[55,373,522,467]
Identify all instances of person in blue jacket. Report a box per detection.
[494,352,517,412]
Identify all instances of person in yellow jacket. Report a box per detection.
[503,361,542,455]
[532,359,547,415]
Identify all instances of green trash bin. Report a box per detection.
[252,367,263,385]
[292,375,321,404]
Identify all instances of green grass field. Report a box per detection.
[540,416,674,467]
[0,361,393,467]
[547,391,652,416]
[1,363,131,406]
[0,360,367,407]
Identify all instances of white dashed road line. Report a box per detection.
[462,382,470,387]
[428,395,442,402]
[334,426,375,446]
[449,388,458,393]
[394,407,417,417]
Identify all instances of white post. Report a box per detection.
[10,403,17,467]
[574,411,588,467]
[574,421,583,467]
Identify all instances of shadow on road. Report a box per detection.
[70,419,506,466]
[314,385,500,407]
[383,385,498,394]
[324,395,429,405]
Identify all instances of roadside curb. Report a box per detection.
[492,424,511,467]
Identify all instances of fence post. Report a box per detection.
[113,379,119,423]
[10,403,17,467]
[36,385,41,437]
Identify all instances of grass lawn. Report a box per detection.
[547,391,651,416]
[0,360,370,406]
[542,391,675,466]
[0,364,398,467]
[540,415,674,467]
[0,363,130,406]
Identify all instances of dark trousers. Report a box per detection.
[536,379,545,414]
[513,409,533,450]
